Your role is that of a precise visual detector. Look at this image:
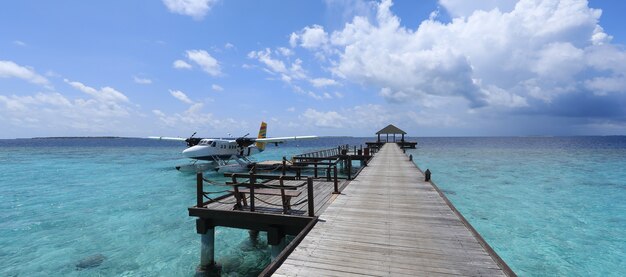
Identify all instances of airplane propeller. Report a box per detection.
[185,132,202,147]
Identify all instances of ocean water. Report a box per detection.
[407,137,626,277]
[1,137,625,276]
[0,137,366,277]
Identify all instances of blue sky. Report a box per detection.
[1,0,626,138]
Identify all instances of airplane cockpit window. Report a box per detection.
[211,141,216,147]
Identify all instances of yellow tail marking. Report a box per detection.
[256,122,267,150]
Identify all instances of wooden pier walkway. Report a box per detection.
[274,143,511,276]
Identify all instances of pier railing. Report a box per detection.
[196,168,341,217]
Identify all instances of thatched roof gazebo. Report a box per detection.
[376,124,407,143]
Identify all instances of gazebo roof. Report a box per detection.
[376,124,406,135]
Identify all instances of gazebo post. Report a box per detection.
[401,133,404,142]
[386,134,389,142]
[377,134,380,143]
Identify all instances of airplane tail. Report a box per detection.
[255,122,267,151]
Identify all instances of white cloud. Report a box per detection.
[301,108,347,128]
[286,107,296,112]
[162,0,216,20]
[0,79,140,133]
[0,60,49,86]
[289,33,299,48]
[173,59,192,69]
[277,47,293,56]
[133,76,152,84]
[13,40,27,47]
[169,89,194,104]
[291,25,329,49]
[306,91,332,100]
[186,50,221,76]
[211,84,224,91]
[314,0,620,109]
[585,77,626,95]
[64,79,129,103]
[439,0,518,17]
[152,103,237,131]
[310,78,339,87]
[224,42,234,49]
[248,48,288,74]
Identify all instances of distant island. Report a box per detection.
[30,136,128,139]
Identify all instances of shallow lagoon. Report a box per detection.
[1,137,625,276]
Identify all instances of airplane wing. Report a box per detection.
[254,136,317,143]
[147,136,187,142]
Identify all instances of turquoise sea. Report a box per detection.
[1,137,625,276]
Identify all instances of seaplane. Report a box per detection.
[149,122,316,172]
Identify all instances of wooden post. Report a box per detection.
[249,167,256,212]
[364,147,369,157]
[409,154,413,161]
[333,166,339,194]
[196,172,203,207]
[281,156,286,175]
[425,169,431,181]
[279,176,287,214]
[314,163,318,178]
[347,156,352,180]
[268,226,287,260]
[326,166,331,181]
[196,219,219,274]
[307,177,314,217]
[200,228,215,268]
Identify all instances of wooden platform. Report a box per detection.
[202,179,349,216]
[274,143,511,276]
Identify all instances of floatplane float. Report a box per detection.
[149,122,316,172]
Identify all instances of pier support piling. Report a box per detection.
[249,229,259,245]
[268,226,287,260]
[196,219,220,275]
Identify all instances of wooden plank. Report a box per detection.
[274,143,511,277]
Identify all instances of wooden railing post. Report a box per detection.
[279,176,287,214]
[196,172,203,207]
[314,163,318,179]
[326,166,331,181]
[333,166,339,194]
[281,156,286,176]
[307,177,314,217]
[347,156,352,180]
[250,166,256,212]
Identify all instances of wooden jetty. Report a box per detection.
[271,143,513,276]
[186,131,514,276]
[188,144,373,275]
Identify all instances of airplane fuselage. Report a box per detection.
[182,138,263,160]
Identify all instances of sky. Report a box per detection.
[1,0,626,138]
